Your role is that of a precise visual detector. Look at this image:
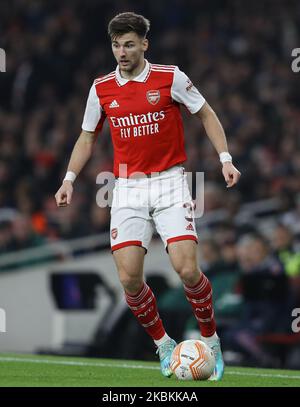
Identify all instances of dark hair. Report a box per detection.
[108,12,150,39]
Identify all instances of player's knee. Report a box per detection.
[119,274,143,294]
[177,266,200,285]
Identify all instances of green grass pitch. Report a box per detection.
[0,353,299,387]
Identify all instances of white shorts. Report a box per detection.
[110,165,198,252]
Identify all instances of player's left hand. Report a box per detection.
[222,162,241,188]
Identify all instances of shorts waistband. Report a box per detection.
[116,164,184,179]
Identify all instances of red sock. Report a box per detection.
[184,273,216,337]
[125,282,166,341]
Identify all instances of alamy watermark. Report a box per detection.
[95,166,205,218]
[0,48,6,72]
[291,48,300,73]
[0,308,6,333]
[291,308,300,333]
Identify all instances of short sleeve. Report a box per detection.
[171,67,206,114]
[82,83,102,131]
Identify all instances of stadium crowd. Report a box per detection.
[0,0,300,366]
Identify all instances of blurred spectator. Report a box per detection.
[280,194,300,239]
[271,223,300,307]
[10,214,46,251]
[199,238,236,278]
[220,240,239,272]
[272,223,300,278]
[88,204,111,234]
[225,234,290,367]
[0,220,14,255]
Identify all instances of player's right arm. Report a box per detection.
[55,130,96,207]
[55,82,102,207]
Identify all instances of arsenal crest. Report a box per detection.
[146,90,160,105]
[111,228,118,240]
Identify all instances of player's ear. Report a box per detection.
[142,38,149,51]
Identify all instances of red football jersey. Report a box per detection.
[82,60,205,176]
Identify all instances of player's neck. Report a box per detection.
[119,59,146,80]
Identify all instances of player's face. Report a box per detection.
[111,32,148,73]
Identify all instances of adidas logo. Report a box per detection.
[109,99,119,108]
[186,223,194,231]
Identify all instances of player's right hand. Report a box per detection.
[55,181,73,207]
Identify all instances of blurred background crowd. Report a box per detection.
[0,0,300,368]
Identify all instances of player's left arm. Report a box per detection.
[171,67,241,188]
[196,102,241,188]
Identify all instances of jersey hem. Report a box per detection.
[113,160,186,177]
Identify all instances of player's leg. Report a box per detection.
[112,245,166,340]
[167,240,215,333]
[167,239,218,338]
[152,168,224,380]
[110,180,175,377]
[113,245,145,294]
[167,239,224,381]
[112,245,176,377]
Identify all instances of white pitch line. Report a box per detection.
[225,370,300,380]
[0,357,159,370]
[0,356,300,380]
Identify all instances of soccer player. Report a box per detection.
[55,12,241,380]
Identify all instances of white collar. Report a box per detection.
[115,59,150,86]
